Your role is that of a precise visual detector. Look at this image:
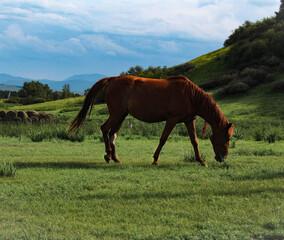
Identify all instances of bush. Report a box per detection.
[217,67,275,96]
[265,130,279,143]
[0,160,16,177]
[20,97,46,105]
[254,129,264,141]
[27,129,48,142]
[200,73,236,90]
[253,127,281,143]
[232,128,243,140]
[219,81,250,95]
[270,80,284,92]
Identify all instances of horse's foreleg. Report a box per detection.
[185,120,207,167]
[153,120,177,165]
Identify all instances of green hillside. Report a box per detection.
[1,46,282,140]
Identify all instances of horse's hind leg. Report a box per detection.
[101,118,112,163]
[108,115,127,163]
[101,114,127,163]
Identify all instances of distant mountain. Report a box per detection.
[0,73,107,93]
[0,74,32,86]
[64,73,106,82]
[0,84,21,92]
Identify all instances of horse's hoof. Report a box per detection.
[201,163,208,167]
[104,155,111,164]
[152,161,160,165]
[113,159,121,163]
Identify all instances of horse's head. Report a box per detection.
[210,123,234,162]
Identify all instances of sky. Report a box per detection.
[0,0,281,80]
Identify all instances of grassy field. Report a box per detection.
[0,136,283,240]
[0,46,283,239]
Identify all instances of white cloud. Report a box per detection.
[0,24,135,56]
[0,24,86,55]
[0,0,280,41]
[80,34,136,56]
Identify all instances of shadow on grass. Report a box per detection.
[14,161,191,170]
[79,186,284,200]
[15,161,106,169]
[229,170,284,181]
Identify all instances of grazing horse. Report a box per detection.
[69,75,234,167]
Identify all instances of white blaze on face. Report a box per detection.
[110,133,117,145]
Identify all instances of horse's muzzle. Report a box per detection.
[215,155,226,162]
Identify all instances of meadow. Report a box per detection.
[1,47,284,239]
[0,135,283,240]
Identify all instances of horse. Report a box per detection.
[69,75,234,167]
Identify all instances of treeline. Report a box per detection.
[120,63,194,79]
[4,81,80,105]
[0,91,18,99]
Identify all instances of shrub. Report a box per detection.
[262,56,281,66]
[253,127,281,143]
[217,67,274,96]
[0,160,16,177]
[270,80,284,92]
[200,74,235,90]
[20,97,46,105]
[219,81,250,95]
[254,129,264,141]
[27,129,47,142]
[232,128,243,140]
[265,130,279,144]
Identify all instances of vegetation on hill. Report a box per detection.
[121,1,284,97]
[5,81,81,105]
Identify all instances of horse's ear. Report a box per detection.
[226,123,234,130]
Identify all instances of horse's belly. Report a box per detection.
[127,101,167,123]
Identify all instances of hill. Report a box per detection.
[0,73,107,93]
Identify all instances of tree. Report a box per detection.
[276,0,284,21]
[61,84,72,99]
[18,81,52,100]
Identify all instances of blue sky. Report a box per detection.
[0,0,280,80]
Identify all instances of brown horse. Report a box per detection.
[69,75,234,167]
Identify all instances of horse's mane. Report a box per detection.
[189,81,228,128]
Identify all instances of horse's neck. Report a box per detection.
[193,88,228,130]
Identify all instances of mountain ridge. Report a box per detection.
[0,73,107,93]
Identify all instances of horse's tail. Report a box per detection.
[68,77,111,133]
[202,120,208,138]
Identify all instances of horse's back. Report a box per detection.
[104,76,192,123]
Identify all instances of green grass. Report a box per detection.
[185,47,230,85]
[0,137,283,239]
[0,46,283,238]
[0,159,16,177]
